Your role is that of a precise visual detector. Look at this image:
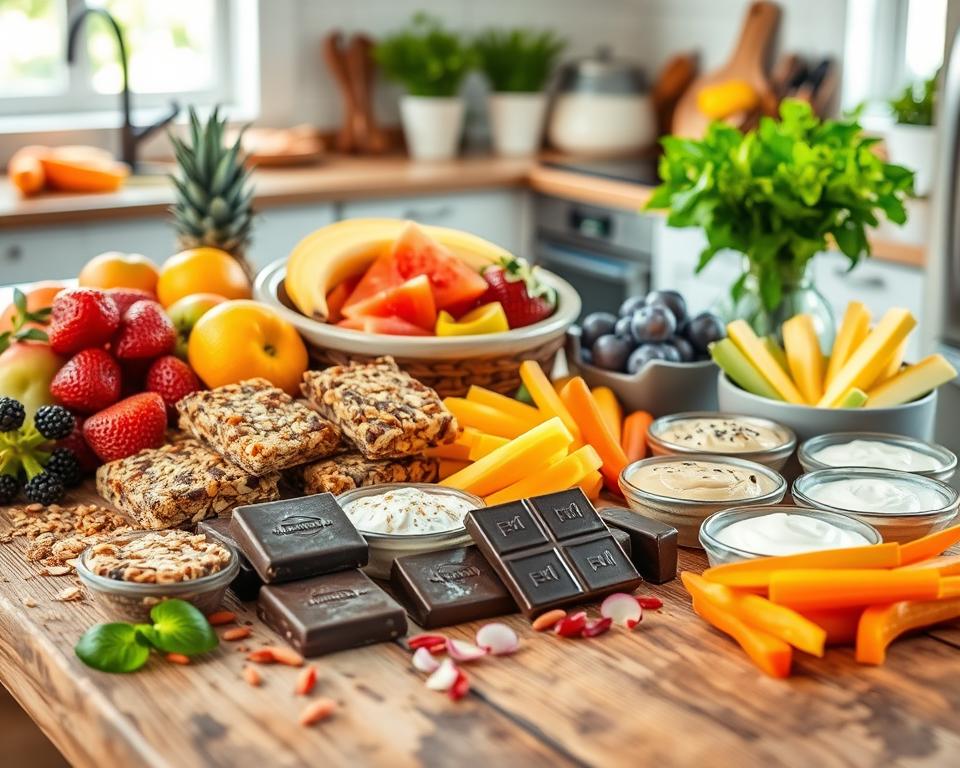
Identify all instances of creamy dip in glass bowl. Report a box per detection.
[798,432,956,481]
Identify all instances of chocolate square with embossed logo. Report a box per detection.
[530,489,608,541]
[503,550,581,603]
[257,569,406,656]
[564,535,637,591]
[230,493,368,583]
[466,503,547,555]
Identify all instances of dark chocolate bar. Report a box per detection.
[390,546,516,629]
[197,517,262,600]
[598,507,678,584]
[257,569,407,656]
[464,489,642,617]
[230,493,368,583]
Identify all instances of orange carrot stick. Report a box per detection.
[591,386,623,443]
[621,410,654,462]
[856,596,960,665]
[560,377,629,492]
[898,523,960,565]
[797,608,864,646]
[768,569,941,611]
[519,361,582,443]
[940,576,960,599]
[897,554,960,576]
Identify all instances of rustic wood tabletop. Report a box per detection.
[1,483,959,768]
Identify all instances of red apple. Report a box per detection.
[166,293,226,360]
[0,342,65,416]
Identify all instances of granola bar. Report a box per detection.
[176,378,341,475]
[301,357,457,459]
[96,439,280,530]
[86,530,232,583]
[301,453,439,496]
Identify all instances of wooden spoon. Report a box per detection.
[348,34,388,154]
[323,31,357,154]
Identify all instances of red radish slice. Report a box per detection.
[446,638,488,662]
[412,647,440,673]
[601,593,643,629]
[582,617,613,637]
[637,595,664,610]
[449,669,470,701]
[426,659,459,691]
[408,633,446,650]
[475,623,519,655]
[555,611,588,638]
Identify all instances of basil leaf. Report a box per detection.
[148,599,218,655]
[75,623,151,673]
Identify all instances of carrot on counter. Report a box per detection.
[591,386,623,443]
[768,569,941,611]
[898,523,960,565]
[8,146,47,196]
[443,397,537,439]
[682,572,825,657]
[856,596,960,665]
[466,385,546,426]
[519,361,583,444]
[897,554,960,576]
[702,542,901,590]
[797,608,864,646]
[559,377,629,492]
[621,411,654,462]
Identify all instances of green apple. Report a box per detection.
[0,342,65,416]
[166,293,226,360]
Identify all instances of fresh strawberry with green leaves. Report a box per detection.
[49,348,122,414]
[48,288,120,354]
[146,355,201,420]
[479,256,557,329]
[82,392,167,462]
[0,288,52,353]
[113,300,176,360]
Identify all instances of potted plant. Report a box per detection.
[646,100,914,346]
[374,14,472,161]
[473,28,565,156]
[886,72,937,196]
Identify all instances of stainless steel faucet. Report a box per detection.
[66,6,180,172]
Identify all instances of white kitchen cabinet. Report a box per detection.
[249,203,336,270]
[338,190,525,255]
[652,222,742,315]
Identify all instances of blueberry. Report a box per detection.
[580,312,618,350]
[591,334,633,371]
[614,315,634,340]
[645,289,688,326]
[581,349,593,366]
[618,295,646,317]
[671,336,696,362]
[685,311,726,354]
[630,305,677,343]
[658,342,683,363]
[626,343,672,374]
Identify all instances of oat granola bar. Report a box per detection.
[96,439,280,530]
[87,530,232,583]
[301,357,457,459]
[302,453,439,496]
[177,378,341,475]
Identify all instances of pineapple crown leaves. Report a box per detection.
[168,106,255,255]
[493,255,557,305]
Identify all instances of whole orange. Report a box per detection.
[157,248,251,308]
[188,300,307,395]
[78,251,160,293]
[0,281,64,334]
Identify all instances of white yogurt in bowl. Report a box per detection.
[798,432,956,481]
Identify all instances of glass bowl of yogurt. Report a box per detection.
[793,468,960,543]
[618,455,787,548]
[699,505,882,566]
[647,412,796,471]
[336,484,483,578]
[798,432,957,482]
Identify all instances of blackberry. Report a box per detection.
[46,447,82,488]
[0,397,25,432]
[23,472,64,506]
[0,474,18,504]
[33,405,75,440]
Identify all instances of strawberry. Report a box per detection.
[49,348,122,414]
[48,288,120,354]
[113,300,176,360]
[56,416,101,473]
[479,257,557,329]
[82,392,167,462]
[146,355,201,420]
[108,287,157,316]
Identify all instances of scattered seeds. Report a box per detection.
[295,665,317,696]
[299,698,336,726]
[207,610,237,626]
[242,665,262,687]
[43,566,71,577]
[222,627,252,642]
[54,585,83,602]
[601,593,643,629]
[166,653,190,665]
[22,597,37,608]
[531,609,567,632]
[637,596,664,610]
[475,623,519,655]
[247,648,275,664]
[247,645,304,667]
[555,611,588,638]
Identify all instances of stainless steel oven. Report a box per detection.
[533,194,652,319]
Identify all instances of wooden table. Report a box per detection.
[2,488,959,768]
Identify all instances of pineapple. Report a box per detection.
[169,107,254,273]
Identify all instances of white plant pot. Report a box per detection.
[400,95,465,161]
[487,92,547,157]
[885,123,937,196]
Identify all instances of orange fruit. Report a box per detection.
[157,248,251,308]
[78,251,160,293]
[188,300,307,395]
[0,281,64,334]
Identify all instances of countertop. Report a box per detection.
[0,154,927,268]
[2,482,959,768]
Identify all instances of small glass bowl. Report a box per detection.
[793,468,960,543]
[336,483,483,578]
[647,411,796,471]
[76,530,239,622]
[699,505,882,567]
[797,431,957,481]
[618,455,787,548]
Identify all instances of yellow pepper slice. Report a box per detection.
[435,302,508,336]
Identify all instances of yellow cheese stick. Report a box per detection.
[443,397,536,439]
[456,426,487,448]
[519,361,583,443]
[825,302,871,389]
[578,470,604,501]
[466,385,546,426]
[425,442,472,461]
[865,354,958,408]
[438,459,469,479]
[468,433,510,461]
[727,320,806,404]
[817,308,916,407]
[873,337,908,386]
[782,314,824,405]
[484,445,602,506]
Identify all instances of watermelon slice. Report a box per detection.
[336,315,431,336]
[342,253,404,311]
[342,274,437,331]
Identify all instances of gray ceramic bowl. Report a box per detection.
[717,371,937,442]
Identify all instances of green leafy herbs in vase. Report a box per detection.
[374,13,471,97]
[645,99,914,342]
[890,72,937,126]
[473,29,565,92]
